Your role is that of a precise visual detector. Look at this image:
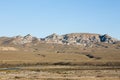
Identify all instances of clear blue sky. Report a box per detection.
[0,0,120,39]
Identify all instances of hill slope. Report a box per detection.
[0,33,119,67]
[0,33,119,47]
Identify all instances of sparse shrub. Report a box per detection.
[34,69,41,72]
[104,46,108,48]
[86,54,94,58]
[14,76,22,79]
[96,75,104,77]
[53,62,71,65]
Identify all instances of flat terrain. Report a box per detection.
[0,65,120,80]
[0,43,120,80]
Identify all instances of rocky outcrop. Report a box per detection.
[100,34,117,43]
[0,33,119,47]
[11,34,40,45]
[43,33,118,47]
[62,33,101,46]
[44,33,63,44]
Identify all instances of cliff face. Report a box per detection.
[0,33,119,47]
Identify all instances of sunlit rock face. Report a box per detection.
[43,33,118,47]
[12,34,40,45]
[0,33,119,47]
[62,33,101,46]
[44,33,63,44]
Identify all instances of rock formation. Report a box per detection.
[42,33,118,47]
[0,33,119,47]
[44,33,63,44]
[9,34,40,45]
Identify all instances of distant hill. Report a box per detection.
[0,33,120,67]
[0,33,118,47]
[44,33,118,46]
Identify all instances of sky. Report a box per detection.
[0,0,120,39]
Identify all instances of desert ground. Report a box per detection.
[0,65,120,80]
[0,43,120,80]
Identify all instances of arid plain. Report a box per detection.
[0,33,120,80]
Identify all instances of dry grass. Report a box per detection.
[0,43,120,67]
[0,65,119,80]
[0,43,120,79]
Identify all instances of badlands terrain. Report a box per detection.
[0,33,120,80]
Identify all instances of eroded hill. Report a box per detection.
[0,33,119,67]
